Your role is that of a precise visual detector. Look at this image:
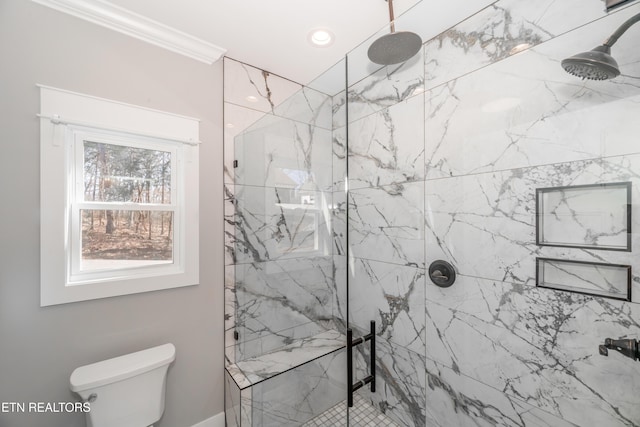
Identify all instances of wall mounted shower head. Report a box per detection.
[561,11,640,80]
[561,45,620,80]
[367,0,422,66]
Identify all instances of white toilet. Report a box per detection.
[70,343,176,427]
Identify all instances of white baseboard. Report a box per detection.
[191,412,225,427]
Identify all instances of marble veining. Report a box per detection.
[349,181,425,268]
[234,256,335,357]
[426,155,640,300]
[225,370,242,427]
[425,12,640,180]
[224,58,302,114]
[426,275,640,426]
[424,0,611,90]
[348,94,425,190]
[228,329,345,388]
[272,86,333,131]
[251,350,345,426]
[426,358,579,427]
[232,185,332,264]
[234,114,333,191]
[345,49,424,125]
[354,337,426,427]
[537,183,630,250]
[537,258,630,300]
[349,258,426,354]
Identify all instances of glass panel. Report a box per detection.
[223,56,348,426]
[80,209,173,271]
[346,2,428,425]
[83,140,172,204]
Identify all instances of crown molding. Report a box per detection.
[31,0,226,64]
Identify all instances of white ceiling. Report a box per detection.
[106,0,494,85]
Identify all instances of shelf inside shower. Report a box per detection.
[226,329,346,389]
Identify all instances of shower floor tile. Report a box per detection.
[302,393,400,427]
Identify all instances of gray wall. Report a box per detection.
[0,1,224,426]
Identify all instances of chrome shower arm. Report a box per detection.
[604,11,640,47]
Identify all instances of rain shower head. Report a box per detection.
[561,45,620,80]
[367,0,422,66]
[368,31,423,66]
[561,11,640,80]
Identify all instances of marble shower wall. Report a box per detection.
[344,31,428,426]
[224,57,338,365]
[344,0,640,426]
[421,1,640,427]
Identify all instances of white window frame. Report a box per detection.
[39,85,200,306]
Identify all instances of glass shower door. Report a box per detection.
[344,6,428,425]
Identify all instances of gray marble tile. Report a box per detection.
[224,183,236,266]
[272,86,333,130]
[225,263,236,365]
[332,189,346,257]
[354,337,426,427]
[349,258,426,354]
[235,321,332,367]
[426,275,640,426]
[234,256,335,355]
[347,48,424,125]
[233,185,332,264]
[333,90,347,130]
[349,181,424,268]
[224,58,302,114]
[348,93,425,190]
[332,125,347,193]
[423,0,609,90]
[425,5,640,180]
[225,370,242,427]
[234,114,333,191]
[426,358,578,427]
[537,182,630,251]
[425,155,640,298]
[332,255,347,336]
[231,329,345,387]
[241,387,252,427]
[251,349,346,426]
[537,258,630,300]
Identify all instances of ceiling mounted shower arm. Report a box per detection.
[603,11,640,47]
[387,0,396,33]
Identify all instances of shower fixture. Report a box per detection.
[561,11,640,80]
[367,0,422,66]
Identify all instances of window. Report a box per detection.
[40,86,199,306]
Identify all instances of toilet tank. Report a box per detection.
[70,343,176,427]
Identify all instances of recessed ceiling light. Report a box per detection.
[245,95,258,103]
[308,28,335,47]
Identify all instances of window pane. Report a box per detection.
[83,141,172,204]
[81,209,173,271]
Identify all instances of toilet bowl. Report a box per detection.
[70,343,175,427]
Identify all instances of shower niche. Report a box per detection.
[536,182,631,251]
[535,181,632,300]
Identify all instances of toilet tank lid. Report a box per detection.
[70,343,176,392]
